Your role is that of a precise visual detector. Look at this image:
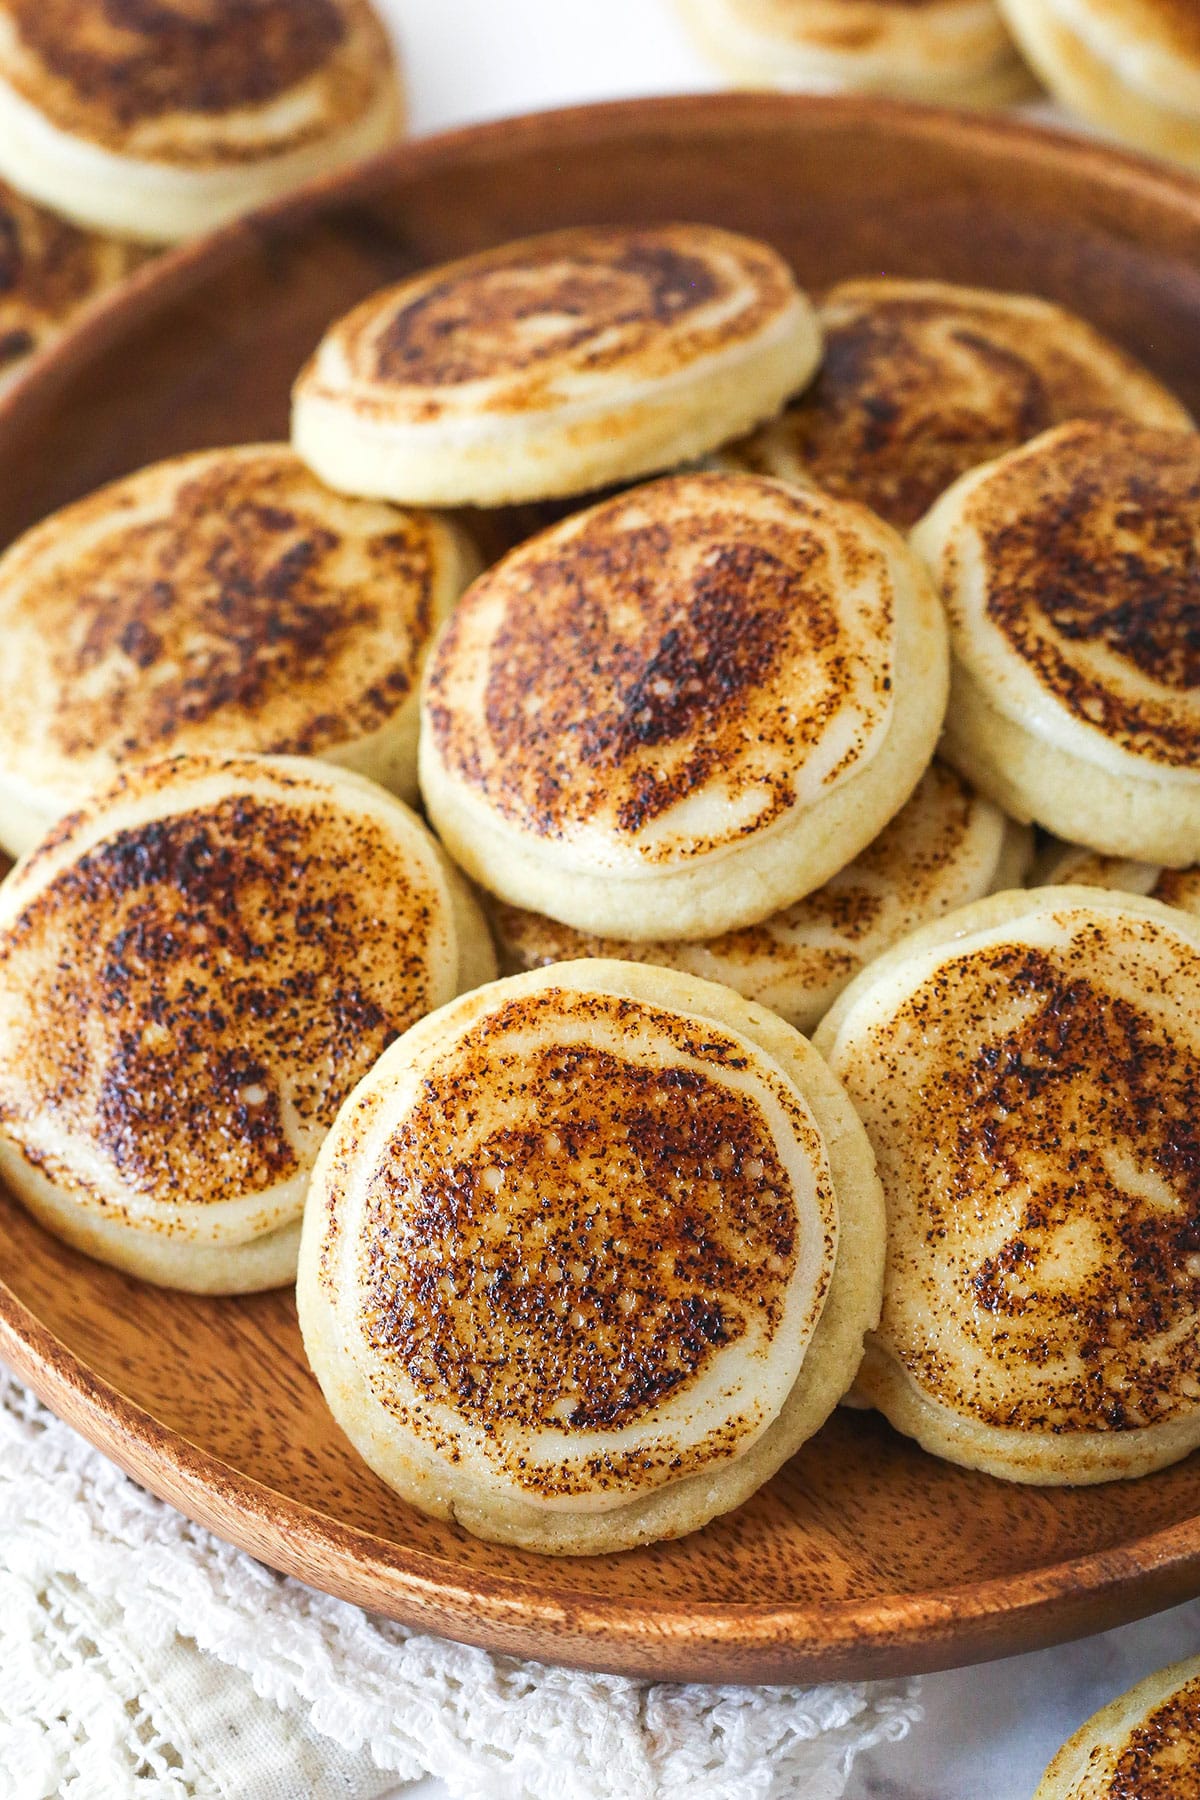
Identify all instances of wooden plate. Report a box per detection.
[3,94,1200,1686]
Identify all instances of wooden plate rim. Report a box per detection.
[2,91,1200,1679]
[3,1265,1199,1671]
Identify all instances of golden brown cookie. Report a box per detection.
[1035,1653,1200,1797]
[734,279,1192,530]
[0,175,143,391]
[491,761,1030,1032]
[0,0,402,241]
[914,420,1200,865]
[999,0,1200,171]
[420,470,948,941]
[0,754,494,1292]
[0,444,477,854]
[1037,841,1200,915]
[677,0,1032,105]
[297,959,885,1553]
[817,885,1200,1485]
[292,225,821,506]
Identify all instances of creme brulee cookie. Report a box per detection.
[0,176,143,392]
[734,279,1192,530]
[1038,840,1200,913]
[292,225,821,506]
[0,0,402,242]
[816,885,1200,1485]
[913,420,1200,866]
[420,471,948,941]
[0,445,477,855]
[297,959,884,1554]
[999,0,1200,172]
[0,755,494,1293]
[677,0,1031,106]
[491,762,1030,1032]
[1035,1653,1200,1798]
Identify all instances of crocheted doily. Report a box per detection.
[0,1369,920,1800]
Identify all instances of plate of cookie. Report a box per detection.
[2,92,1200,1684]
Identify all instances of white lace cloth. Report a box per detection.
[0,1368,920,1800]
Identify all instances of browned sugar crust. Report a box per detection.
[425,474,894,860]
[0,175,139,371]
[973,423,1200,767]
[7,450,437,767]
[333,226,798,412]
[492,761,987,985]
[0,0,389,158]
[1099,1674,1200,1797]
[0,793,439,1210]
[748,288,1184,529]
[873,922,1200,1433]
[351,989,821,1498]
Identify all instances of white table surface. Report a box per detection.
[372,6,1200,1795]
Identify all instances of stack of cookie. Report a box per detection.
[676,0,1035,106]
[0,0,402,389]
[2,220,1200,1557]
[676,0,1200,178]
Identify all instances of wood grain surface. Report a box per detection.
[2,94,1200,1684]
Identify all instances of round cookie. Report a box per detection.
[0,176,143,394]
[0,754,495,1293]
[420,470,949,941]
[492,761,1031,1033]
[998,0,1200,172]
[292,224,821,507]
[816,885,1200,1486]
[1035,1653,1200,1798]
[1039,840,1200,913]
[733,279,1193,530]
[677,0,1032,105]
[297,958,885,1554]
[913,420,1200,866]
[0,444,477,856]
[0,0,402,243]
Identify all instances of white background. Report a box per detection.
[371,5,1200,1796]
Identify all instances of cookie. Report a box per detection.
[0,0,401,242]
[0,445,476,855]
[491,761,1030,1033]
[292,225,821,506]
[297,959,884,1553]
[816,886,1200,1484]
[0,755,493,1292]
[734,279,1192,530]
[420,471,948,940]
[1035,1653,1200,1797]
[913,420,1200,865]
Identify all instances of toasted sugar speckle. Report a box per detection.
[0,177,139,370]
[0,448,440,780]
[0,790,441,1210]
[970,422,1200,767]
[847,910,1200,1435]
[493,761,1001,1008]
[739,285,1187,529]
[326,224,802,420]
[426,473,896,862]
[1102,1673,1200,1797]
[0,0,390,159]
[344,986,835,1498]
